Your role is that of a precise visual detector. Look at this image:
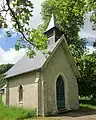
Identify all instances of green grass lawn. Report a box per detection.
[0,96,96,120]
[80,103,96,109]
[0,96,36,120]
[79,96,96,109]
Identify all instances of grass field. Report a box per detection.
[0,96,96,120]
[79,96,96,109]
[0,96,36,120]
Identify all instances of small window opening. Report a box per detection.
[19,85,23,102]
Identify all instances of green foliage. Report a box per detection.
[86,0,96,30]
[41,0,87,61]
[0,64,13,75]
[78,52,96,97]
[41,0,86,33]
[0,97,36,120]
[0,15,7,28]
[0,64,13,88]
[12,0,48,55]
[0,0,48,57]
[79,96,96,109]
[10,0,33,31]
[80,103,96,109]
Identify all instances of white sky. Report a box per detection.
[80,13,96,38]
[29,0,43,28]
[0,48,25,64]
[0,0,96,65]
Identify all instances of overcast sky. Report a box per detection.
[0,0,96,65]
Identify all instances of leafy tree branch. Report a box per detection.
[0,0,48,57]
[5,0,36,47]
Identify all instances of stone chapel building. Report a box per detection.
[2,15,80,116]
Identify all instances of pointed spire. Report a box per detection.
[44,14,63,44]
[46,14,57,31]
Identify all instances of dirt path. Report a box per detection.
[32,108,96,120]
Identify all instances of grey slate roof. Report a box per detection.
[5,51,46,78]
[5,40,59,79]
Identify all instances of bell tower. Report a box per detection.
[44,14,63,45]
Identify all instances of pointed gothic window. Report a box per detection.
[19,85,23,102]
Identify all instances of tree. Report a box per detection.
[0,0,48,57]
[0,64,13,88]
[41,0,87,62]
[0,0,88,58]
[78,52,96,97]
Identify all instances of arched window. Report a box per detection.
[56,75,65,110]
[19,85,23,102]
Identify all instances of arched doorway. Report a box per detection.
[56,75,65,110]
